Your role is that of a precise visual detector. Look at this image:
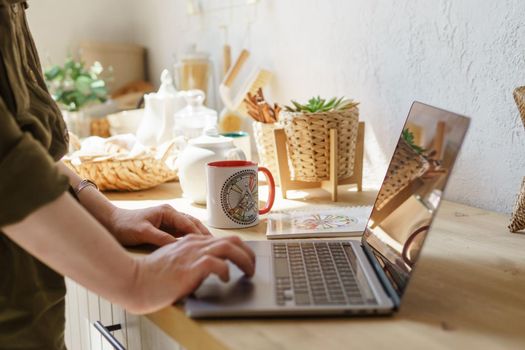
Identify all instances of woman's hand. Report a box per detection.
[57,164,210,247]
[108,204,212,247]
[4,192,253,316]
[130,234,256,314]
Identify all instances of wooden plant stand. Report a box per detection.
[273,122,365,202]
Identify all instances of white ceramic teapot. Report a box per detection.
[136,69,186,147]
[178,128,246,204]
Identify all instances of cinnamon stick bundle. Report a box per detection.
[244,88,281,124]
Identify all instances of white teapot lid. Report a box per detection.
[157,69,178,97]
[188,127,234,148]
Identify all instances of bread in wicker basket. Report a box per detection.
[280,106,359,182]
[64,155,177,191]
[63,136,178,191]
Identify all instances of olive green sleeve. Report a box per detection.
[0,97,69,227]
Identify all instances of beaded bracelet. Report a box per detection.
[74,179,99,196]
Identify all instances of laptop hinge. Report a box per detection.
[361,242,401,309]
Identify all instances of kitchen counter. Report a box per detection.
[106,182,525,350]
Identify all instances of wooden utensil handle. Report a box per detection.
[223,45,231,75]
[224,49,250,87]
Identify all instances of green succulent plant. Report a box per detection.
[284,96,359,113]
[402,128,427,155]
[44,56,108,112]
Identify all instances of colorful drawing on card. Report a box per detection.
[294,214,358,231]
[266,206,373,239]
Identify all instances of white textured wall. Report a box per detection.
[27,0,525,213]
[26,0,135,66]
[127,0,525,213]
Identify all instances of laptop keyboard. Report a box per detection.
[272,242,366,306]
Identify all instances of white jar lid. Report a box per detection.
[188,127,234,148]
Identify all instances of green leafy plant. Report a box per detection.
[402,128,426,155]
[44,56,108,112]
[284,96,359,113]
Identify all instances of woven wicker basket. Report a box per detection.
[509,87,525,232]
[253,122,280,181]
[280,107,359,182]
[64,155,177,191]
[375,139,430,211]
[509,177,525,233]
[63,145,178,192]
[513,86,525,128]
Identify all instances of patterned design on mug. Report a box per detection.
[220,169,258,225]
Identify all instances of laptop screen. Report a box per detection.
[362,102,470,299]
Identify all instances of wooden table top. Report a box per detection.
[107,182,525,350]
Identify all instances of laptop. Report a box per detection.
[185,101,470,317]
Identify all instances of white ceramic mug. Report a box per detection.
[206,160,276,229]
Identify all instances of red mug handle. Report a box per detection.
[258,166,275,215]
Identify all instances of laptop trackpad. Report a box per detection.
[189,255,272,307]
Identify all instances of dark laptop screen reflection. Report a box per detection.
[363,103,470,298]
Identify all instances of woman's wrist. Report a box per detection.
[123,256,156,314]
[77,185,118,231]
[58,162,119,232]
[74,179,98,196]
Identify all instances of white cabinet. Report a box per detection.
[65,279,115,350]
[65,279,182,350]
[139,317,182,350]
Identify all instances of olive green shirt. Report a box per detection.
[0,1,71,349]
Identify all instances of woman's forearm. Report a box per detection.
[58,162,117,230]
[2,191,257,315]
[2,192,140,311]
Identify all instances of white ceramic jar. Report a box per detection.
[178,128,246,204]
[174,90,217,140]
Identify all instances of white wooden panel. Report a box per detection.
[87,290,103,350]
[112,302,128,348]
[140,317,182,350]
[99,297,115,350]
[125,311,142,350]
[66,278,82,350]
[76,285,91,350]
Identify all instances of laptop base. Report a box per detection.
[185,240,394,318]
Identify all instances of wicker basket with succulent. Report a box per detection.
[374,132,430,211]
[279,96,359,182]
